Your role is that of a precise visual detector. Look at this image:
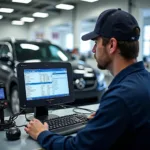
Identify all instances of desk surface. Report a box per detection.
[0,104,99,150]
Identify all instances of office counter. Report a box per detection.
[0,104,99,150]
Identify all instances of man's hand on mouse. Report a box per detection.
[24,118,48,140]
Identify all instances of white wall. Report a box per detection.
[0,21,29,39]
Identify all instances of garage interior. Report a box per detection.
[0,0,150,149]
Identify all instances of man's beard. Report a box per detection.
[97,63,107,70]
[94,54,110,70]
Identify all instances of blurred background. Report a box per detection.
[0,0,150,114]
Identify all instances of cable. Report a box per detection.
[8,108,27,127]
[0,121,15,126]
[57,104,74,109]
[25,112,31,122]
[12,108,31,126]
[9,108,26,122]
[15,124,26,128]
[73,107,96,115]
[58,104,96,115]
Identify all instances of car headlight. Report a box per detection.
[97,73,104,83]
[97,73,106,90]
[97,73,105,83]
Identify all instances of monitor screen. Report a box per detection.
[24,68,69,101]
[0,88,5,100]
[17,62,74,109]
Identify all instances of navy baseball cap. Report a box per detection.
[82,8,140,41]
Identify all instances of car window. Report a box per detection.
[15,43,48,61]
[49,45,69,61]
[0,44,3,57]
[15,42,70,62]
[0,44,12,58]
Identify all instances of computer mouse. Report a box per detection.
[6,127,21,141]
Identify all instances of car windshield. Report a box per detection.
[15,42,71,62]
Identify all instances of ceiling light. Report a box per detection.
[12,20,24,25]
[21,17,35,22]
[81,0,98,2]
[12,0,32,4]
[0,8,14,13]
[56,4,74,10]
[0,15,3,19]
[32,12,49,18]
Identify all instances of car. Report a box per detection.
[0,38,106,114]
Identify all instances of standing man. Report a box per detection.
[25,8,150,150]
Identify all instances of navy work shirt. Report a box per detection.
[37,61,150,150]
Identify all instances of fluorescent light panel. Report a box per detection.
[81,0,98,2]
[0,15,3,19]
[33,12,49,18]
[12,20,24,25]
[0,8,14,13]
[21,17,35,22]
[12,0,32,4]
[56,4,74,10]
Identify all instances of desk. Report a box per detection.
[0,104,99,150]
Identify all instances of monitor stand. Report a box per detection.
[27,106,58,121]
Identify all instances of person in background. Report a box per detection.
[25,8,150,150]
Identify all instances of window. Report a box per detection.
[0,44,3,57]
[80,32,91,54]
[15,43,47,61]
[0,44,12,58]
[143,25,150,56]
[49,45,69,61]
[66,33,73,50]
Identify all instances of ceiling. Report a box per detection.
[0,0,81,22]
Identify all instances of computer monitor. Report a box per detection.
[0,83,6,101]
[17,62,74,120]
[0,88,6,100]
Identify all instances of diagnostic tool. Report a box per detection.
[0,83,15,131]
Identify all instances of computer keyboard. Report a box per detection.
[44,114,88,135]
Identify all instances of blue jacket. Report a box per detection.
[37,61,150,150]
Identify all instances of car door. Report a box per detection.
[0,42,14,85]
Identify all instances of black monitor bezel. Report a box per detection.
[17,62,74,108]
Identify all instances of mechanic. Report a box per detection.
[25,8,150,150]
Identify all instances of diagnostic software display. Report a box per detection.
[24,68,69,101]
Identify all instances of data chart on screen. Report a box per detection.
[24,68,69,101]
